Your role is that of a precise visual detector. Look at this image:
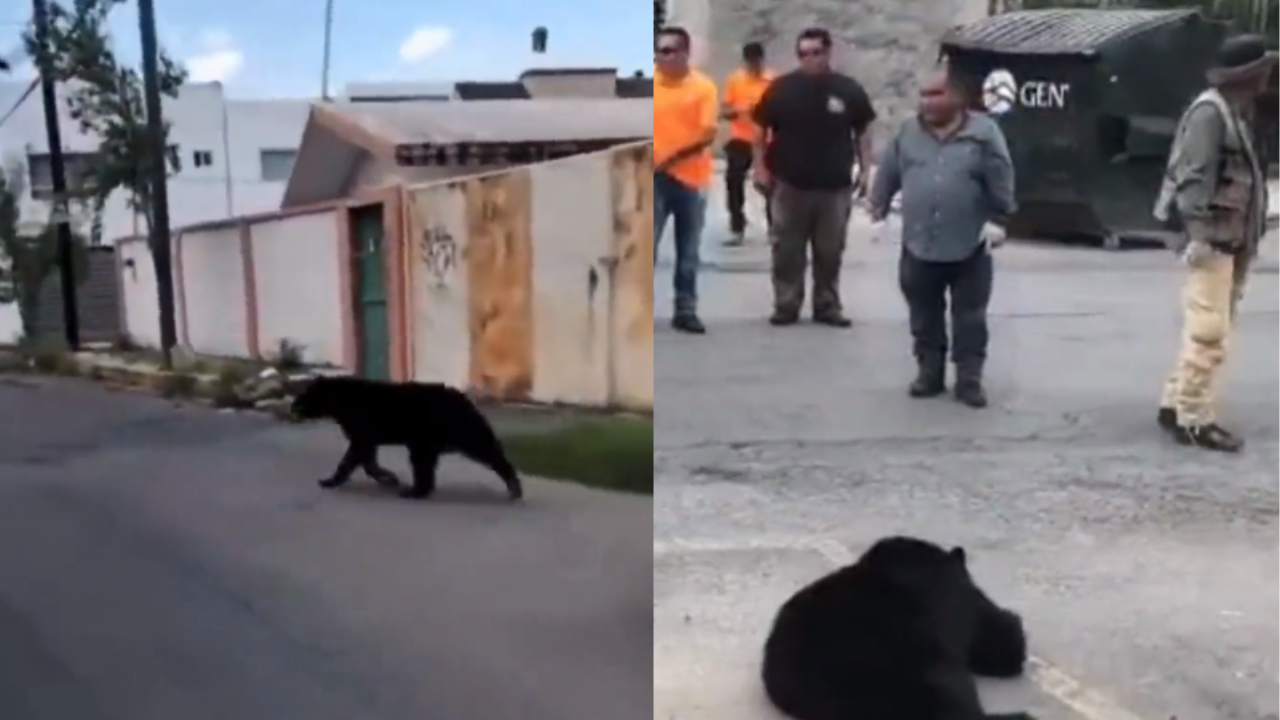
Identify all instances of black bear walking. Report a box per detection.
[290,376,524,501]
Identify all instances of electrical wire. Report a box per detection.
[0,77,38,129]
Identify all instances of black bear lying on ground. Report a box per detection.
[290,376,524,501]
[761,535,1035,720]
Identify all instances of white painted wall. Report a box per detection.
[118,237,165,348]
[0,305,20,344]
[0,81,311,243]
[403,145,654,408]
[526,156,612,405]
[249,211,345,367]
[178,226,247,357]
[407,183,471,390]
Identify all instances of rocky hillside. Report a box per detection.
[673,0,990,149]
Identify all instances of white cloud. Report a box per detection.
[185,29,244,83]
[398,26,453,64]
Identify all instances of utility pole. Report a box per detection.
[320,0,334,100]
[136,0,177,365]
[32,0,80,350]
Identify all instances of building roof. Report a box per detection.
[324,97,651,148]
[340,69,652,102]
[341,81,456,101]
[615,77,653,98]
[280,97,652,208]
[941,8,1201,56]
[454,81,531,100]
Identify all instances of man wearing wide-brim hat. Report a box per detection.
[1153,34,1276,453]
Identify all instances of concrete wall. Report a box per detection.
[249,211,346,366]
[681,0,990,148]
[0,82,310,242]
[117,207,346,366]
[403,142,654,410]
[115,144,655,410]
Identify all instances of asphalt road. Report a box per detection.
[0,379,652,720]
[654,210,1279,720]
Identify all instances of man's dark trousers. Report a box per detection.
[897,245,993,381]
[770,181,852,318]
[723,139,771,235]
[654,171,706,317]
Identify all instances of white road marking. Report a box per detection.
[654,536,1154,720]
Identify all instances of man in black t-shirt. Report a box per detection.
[751,28,876,328]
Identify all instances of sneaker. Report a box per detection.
[671,314,707,335]
[722,233,746,248]
[1172,423,1243,453]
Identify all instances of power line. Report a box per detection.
[0,77,38,129]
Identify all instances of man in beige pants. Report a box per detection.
[1154,35,1275,453]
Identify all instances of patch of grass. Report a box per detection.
[208,362,253,407]
[22,339,79,376]
[153,371,199,399]
[272,339,306,372]
[497,416,652,495]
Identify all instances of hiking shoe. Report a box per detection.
[909,365,946,398]
[813,312,853,328]
[769,310,799,326]
[672,314,707,335]
[1173,423,1243,453]
[954,380,988,408]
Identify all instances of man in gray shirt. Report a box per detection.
[869,66,1016,408]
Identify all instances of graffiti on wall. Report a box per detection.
[420,224,457,288]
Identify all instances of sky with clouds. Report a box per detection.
[1,0,653,98]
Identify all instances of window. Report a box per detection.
[192,150,214,168]
[26,152,99,201]
[259,149,298,182]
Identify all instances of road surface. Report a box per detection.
[655,203,1279,720]
[0,379,652,720]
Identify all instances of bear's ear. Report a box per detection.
[948,546,967,565]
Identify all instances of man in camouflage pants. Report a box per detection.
[1154,35,1275,453]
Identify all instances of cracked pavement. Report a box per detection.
[653,199,1279,720]
[0,379,652,720]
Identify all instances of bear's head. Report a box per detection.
[290,376,342,421]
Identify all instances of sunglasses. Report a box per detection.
[656,46,682,56]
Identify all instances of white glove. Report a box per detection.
[979,222,1007,249]
[1181,238,1218,269]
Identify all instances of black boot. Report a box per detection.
[1173,423,1244,453]
[953,367,987,408]
[672,313,706,335]
[1157,407,1178,433]
[908,357,946,398]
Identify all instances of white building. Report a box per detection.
[0,80,311,244]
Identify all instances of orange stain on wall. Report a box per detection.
[463,170,535,400]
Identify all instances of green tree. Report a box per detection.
[0,162,90,343]
[22,0,186,356]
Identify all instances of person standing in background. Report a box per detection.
[721,42,774,247]
[868,66,1015,409]
[751,28,876,329]
[654,25,718,336]
[1153,34,1275,452]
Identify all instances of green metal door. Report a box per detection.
[351,205,391,380]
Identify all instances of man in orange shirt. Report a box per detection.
[655,26,718,335]
[722,42,773,247]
